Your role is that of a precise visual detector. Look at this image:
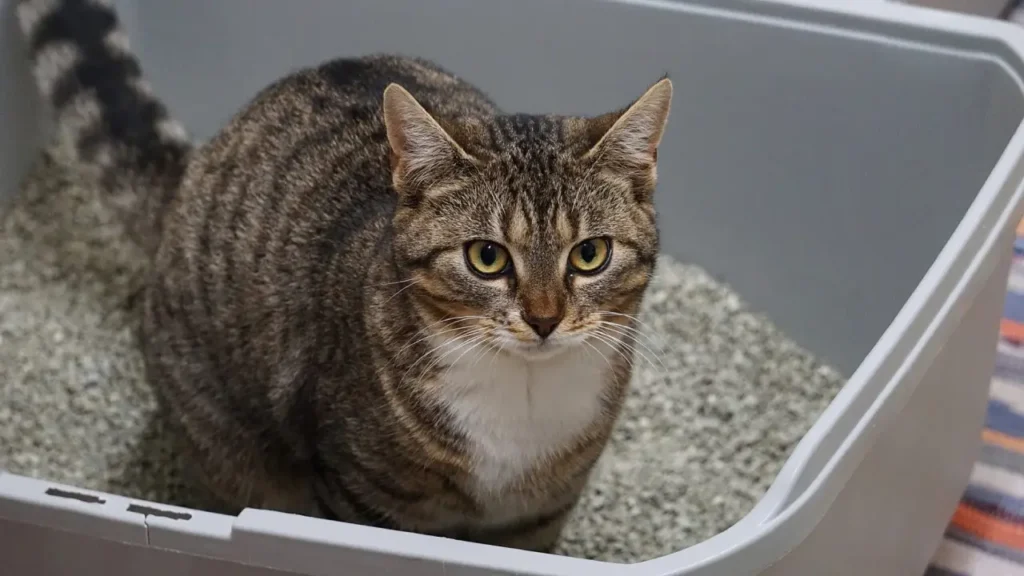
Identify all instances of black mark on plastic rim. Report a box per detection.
[45,488,106,504]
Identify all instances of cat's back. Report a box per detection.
[175,54,498,222]
[159,53,499,288]
[316,55,500,118]
[151,54,499,379]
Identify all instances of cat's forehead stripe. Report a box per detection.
[556,210,575,246]
[507,205,531,247]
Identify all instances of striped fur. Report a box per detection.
[17,0,190,254]
[21,0,673,552]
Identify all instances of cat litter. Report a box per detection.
[0,149,845,564]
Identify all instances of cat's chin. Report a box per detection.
[500,335,582,362]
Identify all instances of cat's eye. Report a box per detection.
[465,240,512,277]
[569,237,612,274]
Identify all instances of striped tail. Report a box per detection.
[16,0,192,255]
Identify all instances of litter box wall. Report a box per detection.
[0,0,47,208]
[3,0,1024,575]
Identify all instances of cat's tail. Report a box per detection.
[16,0,193,255]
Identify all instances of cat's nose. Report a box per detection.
[525,315,562,339]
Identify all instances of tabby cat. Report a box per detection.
[18,0,671,551]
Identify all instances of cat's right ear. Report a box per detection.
[383,83,475,193]
[585,78,672,171]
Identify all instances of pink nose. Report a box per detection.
[525,315,562,339]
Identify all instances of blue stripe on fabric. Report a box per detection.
[994,364,1024,384]
[996,350,1024,380]
[964,483,1024,521]
[1007,292,1024,323]
[987,400,1024,438]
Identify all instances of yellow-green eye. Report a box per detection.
[569,237,611,274]
[465,240,511,277]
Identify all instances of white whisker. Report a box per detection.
[470,339,501,371]
[374,278,418,287]
[396,318,487,358]
[595,329,656,371]
[594,321,667,372]
[596,328,661,373]
[591,329,659,373]
[587,330,632,365]
[599,311,666,348]
[582,339,613,370]
[383,278,421,305]
[440,334,492,384]
[594,319,665,352]
[402,327,488,383]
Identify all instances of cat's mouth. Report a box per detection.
[507,341,569,361]
[498,330,587,361]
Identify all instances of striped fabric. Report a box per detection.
[925,218,1024,575]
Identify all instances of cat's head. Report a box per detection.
[383,78,671,361]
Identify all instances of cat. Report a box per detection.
[17,0,671,552]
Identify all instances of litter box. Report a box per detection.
[3,0,1024,574]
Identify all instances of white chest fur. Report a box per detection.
[436,337,617,501]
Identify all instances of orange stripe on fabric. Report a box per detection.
[983,429,1024,454]
[951,503,1024,551]
[1016,218,1024,236]
[1002,319,1024,342]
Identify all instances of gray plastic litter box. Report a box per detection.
[3,0,1024,574]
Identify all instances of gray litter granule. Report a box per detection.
[0,151,846,563]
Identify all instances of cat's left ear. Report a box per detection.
[586,77,673,171]
[383,83,476,193]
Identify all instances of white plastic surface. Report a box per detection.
[902,0,1013,17]
[3,0,1024,575]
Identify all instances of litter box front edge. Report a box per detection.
[0,471,631,576]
